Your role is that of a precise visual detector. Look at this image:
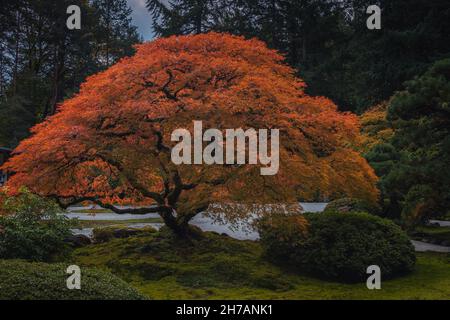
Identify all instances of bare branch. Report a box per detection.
[50,194,169,215]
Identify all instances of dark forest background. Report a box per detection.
[1,0,449,148]
[0,0,140,147]
[1,0,449,223]
[146,0,450,112]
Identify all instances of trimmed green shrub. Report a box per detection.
[299,212,416,282]
[324,198,381,215]
[256,214,309,262]
[0,188,75,261]
[0,260,146,300]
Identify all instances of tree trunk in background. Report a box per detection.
[12,10,21,96]
[46,42,66,117]
[106,0,111,66]
[195,0,203,34]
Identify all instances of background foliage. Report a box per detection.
[0,0,140,147]
[298,211,416,282]
[0,188,74,261]
[147,0,450,112]
[363,59,450,225]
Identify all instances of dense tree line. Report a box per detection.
[0,0,140,147]
[364,59,450,225]
[147,0,450,112]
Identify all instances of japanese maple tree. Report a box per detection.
[3,33,378,235]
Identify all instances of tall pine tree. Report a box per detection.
[0,0,140,147]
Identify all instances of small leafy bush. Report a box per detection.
[0,188,75,261]
[324,198,381,215]
[299,212,416,282]
[256,213,309,262]
[0,260,146,300]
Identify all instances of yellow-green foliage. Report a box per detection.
[359,102,394,154]
[73,229,450,300]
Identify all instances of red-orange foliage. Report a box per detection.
[3,33,378,234]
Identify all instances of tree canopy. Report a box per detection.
[3,33,378,234]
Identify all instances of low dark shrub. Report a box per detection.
[65,234,92,247]
[0,260,146,300]
[299,212,416,282]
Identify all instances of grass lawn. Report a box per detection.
[72,229,450,300]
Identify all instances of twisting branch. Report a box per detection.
[93,152,164,204]
[167,171,183,206]
[161,70,178,101]
[49,194,170,215]
[176,205,210,226]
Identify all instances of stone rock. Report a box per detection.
[65,234,92,247]
[427,222,441,227]
[113,228,140,238]
[440,240,450,247]
[430,238,440,245]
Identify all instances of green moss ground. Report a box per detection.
[72,230,450,300]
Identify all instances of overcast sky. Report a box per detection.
[127,0,155,41]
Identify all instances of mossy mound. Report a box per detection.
[71,228,450,299]
[74,228,294,293]
[93,225,157,243]
[299,212,416,282]
[0,260,146,300]
[324,198,381,215]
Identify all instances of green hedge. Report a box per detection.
[0,260,146,300]
[258,211,416,282]
[298,212,416,282]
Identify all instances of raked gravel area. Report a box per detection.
[67,203,450,252]
[411,240,450,253]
